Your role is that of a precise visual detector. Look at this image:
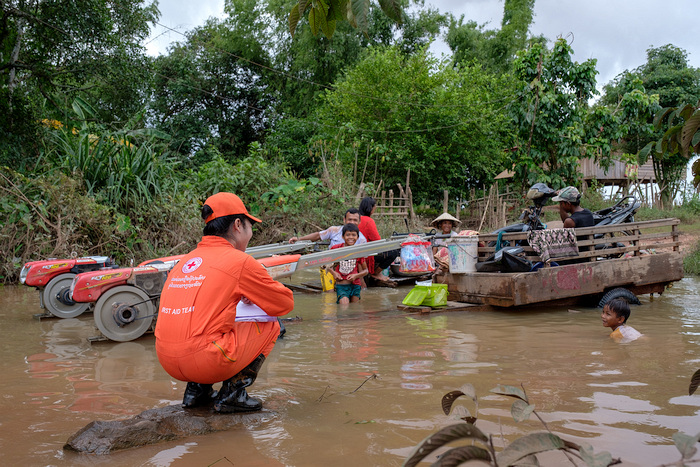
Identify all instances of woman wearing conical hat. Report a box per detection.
[430,213,461,270]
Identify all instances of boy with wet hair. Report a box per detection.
[601,298,643,343]
[330,223,368,304]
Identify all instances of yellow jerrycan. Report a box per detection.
[319,267,335,292]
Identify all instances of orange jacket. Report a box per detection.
[155,236,294,347]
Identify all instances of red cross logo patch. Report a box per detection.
[181,257,203,273]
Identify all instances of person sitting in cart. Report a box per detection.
[330,223,368,304]
[288,208,367,247]
[601,298,643,343]
[553,186,594,228]
[155,192,294,413]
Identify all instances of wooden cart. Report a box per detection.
[437,218,683,307]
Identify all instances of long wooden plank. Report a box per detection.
[398,301,492,314]
[477,218,680,243]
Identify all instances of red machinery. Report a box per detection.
[20,256,116,318]
[69,255,298,342]
[69,256,183,342]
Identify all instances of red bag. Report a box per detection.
[399,236,435,273]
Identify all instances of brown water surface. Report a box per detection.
[1,272,699,466]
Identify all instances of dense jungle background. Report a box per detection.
[2,0,700,282]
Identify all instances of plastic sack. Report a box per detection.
[399,235,435,274]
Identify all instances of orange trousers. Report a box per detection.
[156,320,280,384]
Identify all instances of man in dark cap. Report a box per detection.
[553,186,594,228]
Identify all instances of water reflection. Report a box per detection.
[2,276,700,466]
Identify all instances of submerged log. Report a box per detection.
[64,404,270,455]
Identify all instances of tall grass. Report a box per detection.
[46,98,176,211]
[684,239,700,275]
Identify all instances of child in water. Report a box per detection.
[601,298,643,343]
[330,223,368,304]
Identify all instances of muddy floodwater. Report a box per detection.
[1,272,699,466]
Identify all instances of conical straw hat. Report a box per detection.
[430,212,461,228]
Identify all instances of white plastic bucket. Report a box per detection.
[445,236,478,273]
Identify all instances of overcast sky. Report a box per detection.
[145,0,700,90]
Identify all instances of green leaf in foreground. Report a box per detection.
[442,385,477,415]
[402,423,488,467]
[496,432,565,466]
[442,391,465,415]
[490,384,529,403]
[689,369,700,395]
[432,445,491,466]
[578,442,613,467]
[510,399,535,422]
[672,432,700,460]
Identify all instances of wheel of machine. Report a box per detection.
[93,285,155,342]
[42,273,90,318]
[598,287,641,308]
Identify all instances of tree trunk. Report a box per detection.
[8,4,26,105]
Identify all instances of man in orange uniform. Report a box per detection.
[155,192,294,413]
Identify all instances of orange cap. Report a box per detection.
[203,192,262,224]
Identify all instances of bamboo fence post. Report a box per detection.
[353,142,358,186]
[487,185,493,229]
[501,197,506,226]
[360,145,370,185]
[355,182,366,204]
[443,190,449,213]
[478,193,491,232]
[389,189,394,214]
[407,187,416,221]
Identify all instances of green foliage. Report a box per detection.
[267,0,447,119]
[264,119,319,177]
[683,238,700,275]
[183,145,348,242]
[579,181,609,213]
[315,46,516,205]
[0,168,199,283]
[590,78,660,176]
[150,17,274,160]
[603,45,700,206]
[640,100,700,191]
[288,0,404,39]
[509,38,601,190]
[45,99,176,211]
[0,89,43,170]
[635,45,700,109]
[262,177,324,213]
[185,148,291,205]
[446,0,536,74]
[1,0,158,160]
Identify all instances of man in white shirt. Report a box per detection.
[288,208,367,246]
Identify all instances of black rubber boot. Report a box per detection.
[278,318,286,339]
[182,382,216,408]
[214,354,266,414]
